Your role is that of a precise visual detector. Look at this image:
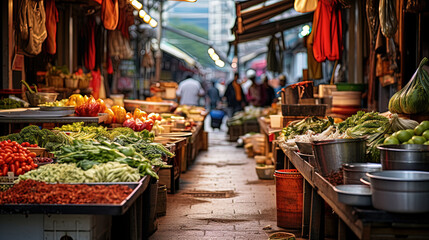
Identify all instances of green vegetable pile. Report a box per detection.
[389,57,429,114]
[0,125,66,151]
[18,162,140,183]
[54,139,160,179]
[0,98,24,109]
[282,117,334,140]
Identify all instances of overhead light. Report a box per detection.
[143,15,151,23]
[215,60,225,68]
[231,62,237,69]
[299,24,311,38]
[149,19,158,28]
[208,48,215,55]
[139,10,147,18]
[130,0,142,10]
[211,54,219,61]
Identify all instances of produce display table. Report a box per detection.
[278,146,429,240]
[0,114,108,124]
[0,176,154,240]
[155,136,187,193]
[257,117,282,160]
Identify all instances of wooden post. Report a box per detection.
[302,180,312,238]
[309,188,325,240]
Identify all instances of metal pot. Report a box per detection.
[312,139,366,176]
[367,171,429,192]
[377,144,429,171]
[372,189,429,213]
[295,142,313,155]
[367,170,429,213]
[343,163,382,185]
[334,184,372,207]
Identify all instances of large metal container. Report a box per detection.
[334,184,372,207]
[367,170,429,192]
[377,145,429,171]
[312,139,366,176]
[343,163,382,184]
[367,171,429,213]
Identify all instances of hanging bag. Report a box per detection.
[101,0,119,30]
[294,0,317,13]
[19,0,47,56]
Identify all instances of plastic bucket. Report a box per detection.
[275,169,303,229]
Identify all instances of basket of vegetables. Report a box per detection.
[46,65,70,88]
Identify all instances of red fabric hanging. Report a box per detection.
[45,0,58,55]
[313,0,343,62]
[90,69,101,99]
[84,18,96,71]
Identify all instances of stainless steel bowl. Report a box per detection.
[377,144,429,171]
[334,184,372,207]
[367,170,429,213]
[367,170,429,192]
[343,163,382,185]
[312,138,366,176]
[295,142,313,155]
[372,189,429,213]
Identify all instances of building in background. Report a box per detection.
[208,0,235,54]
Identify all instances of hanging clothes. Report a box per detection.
[306,3,322,79]
[313,0,343,62]
[101,0,119,30]
[84,18,96,71]
[366,0,379,108]
[45,0,58,55]
[266,36,283,73]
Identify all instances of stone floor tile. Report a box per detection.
[149,130,290,240]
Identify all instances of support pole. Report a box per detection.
[155,0,164,82]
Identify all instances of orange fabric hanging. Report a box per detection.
[101,0,119,30]
[45,0,58,55]
[313,0,343,62]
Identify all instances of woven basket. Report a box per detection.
[47,75,64,88]
[78,78,90,89]
[65,78,79,89]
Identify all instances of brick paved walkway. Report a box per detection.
[150,130,300,240]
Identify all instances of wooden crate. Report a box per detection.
[228,124,243,142]
[244,119,260,133]
[281,104,327,117]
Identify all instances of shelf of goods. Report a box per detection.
[0,178,149,215]
[275,146,429,239]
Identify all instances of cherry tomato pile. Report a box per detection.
[0,140,38,176]
[21,142,38,148]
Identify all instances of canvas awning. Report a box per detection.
[231,0,313,44]
[233,0,294,34]
[231,12,313,44]
[160,40,197,67]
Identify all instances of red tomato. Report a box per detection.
[29,152,37,158]
[16,168,22,175]
[2,166,7,176]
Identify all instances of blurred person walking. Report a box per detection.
[260,74,276,106]
[176,73,205,106]
[224,73,247,117]
[207,81,221,110]
[245,69,262,107]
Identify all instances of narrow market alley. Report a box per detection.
[150,128,296,240]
